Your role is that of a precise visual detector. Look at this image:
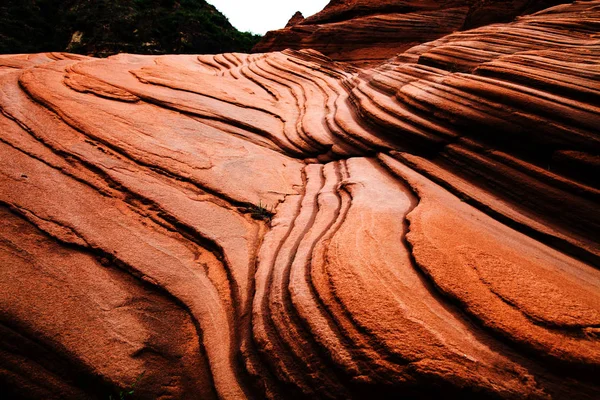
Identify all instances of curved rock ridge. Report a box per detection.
[253,0,571,65]
[1,1,599,399]
[359,1,600,265]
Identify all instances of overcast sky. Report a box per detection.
[209,0,330,35]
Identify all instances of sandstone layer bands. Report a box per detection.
[1,1,599,399]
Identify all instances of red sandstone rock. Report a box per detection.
[286,11,305,28]
[253,0,572,65]
[1,1,599,399]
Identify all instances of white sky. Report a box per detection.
[208,0,330,35]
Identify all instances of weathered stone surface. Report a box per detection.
[286,11,306,28]
[1,1,599,399]
[253,0,572,65]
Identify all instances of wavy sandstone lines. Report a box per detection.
[253,0,572,65]
[358,2,600,266]
[1,1,600,399]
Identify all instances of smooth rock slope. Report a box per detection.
[1,1,599,399]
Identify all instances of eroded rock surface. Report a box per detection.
[1,1,599,399]
[253,0,572,65]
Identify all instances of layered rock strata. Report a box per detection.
[1,1,599,399]
[253,0,572,64]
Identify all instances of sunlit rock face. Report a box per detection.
[253,0,572,65]
[1,1,599,399]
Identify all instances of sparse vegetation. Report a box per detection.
[0,0,262,56]
[108,371,145,400]
[247,201,274,222]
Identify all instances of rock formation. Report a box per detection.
[253,0,572,65]
[286,11,306,28]
[1,1,599,399]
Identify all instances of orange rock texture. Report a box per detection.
[253,0,572,65]
[1,1,599,399]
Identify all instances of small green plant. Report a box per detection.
[109,371,145,400]
[247,201,273,222]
